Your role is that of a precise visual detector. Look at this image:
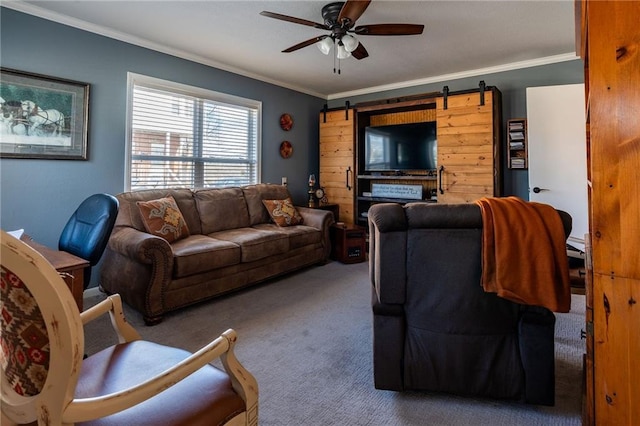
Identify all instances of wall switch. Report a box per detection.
[281,177,287,186]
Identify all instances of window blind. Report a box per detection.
[128,77,260,190]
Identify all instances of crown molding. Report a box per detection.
[326,53,580,100]
[2,1,327,99]
[5,1,579,101]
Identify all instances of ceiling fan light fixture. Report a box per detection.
[336,42,351,59]
[341,34,358,52]
[316,37,333,55]
[260,1,423,72]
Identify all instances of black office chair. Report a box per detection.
[58,193,119,289]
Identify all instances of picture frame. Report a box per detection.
[0,68,90,160]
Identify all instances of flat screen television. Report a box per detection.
[364,122,437,173]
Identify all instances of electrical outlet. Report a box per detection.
[281,177,287,186]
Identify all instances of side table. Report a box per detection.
[330,223,366,264]
[21,235,89,312]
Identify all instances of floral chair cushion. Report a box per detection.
[0,266,50,396]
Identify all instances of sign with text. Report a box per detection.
[371,183,423,200]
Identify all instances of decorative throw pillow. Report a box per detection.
[262,198,304,227]
[137,195,190,243]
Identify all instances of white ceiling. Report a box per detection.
[7,0,578,99]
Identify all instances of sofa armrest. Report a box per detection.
[101,226,173,324]
[296,206,334,230]
[297,207,334,260]
[372,290,406,391]
[518,306,556,405]
[108,227,172,264]
[368,203,408,305]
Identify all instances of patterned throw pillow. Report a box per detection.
[262,198,304,227]
[137,195,190,243]
[0,266,50,396]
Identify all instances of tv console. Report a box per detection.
[356,173,438,226]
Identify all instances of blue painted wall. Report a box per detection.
[1,8,324,257]
[1,8,583,287]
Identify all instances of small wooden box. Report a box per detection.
[330,224,366,264]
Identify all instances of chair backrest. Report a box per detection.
[58,193,119,267]
[368,202,571,402]
[1,231,83,425]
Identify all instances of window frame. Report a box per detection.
[125,72,262,191]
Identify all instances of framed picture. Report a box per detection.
[0,68,89,160]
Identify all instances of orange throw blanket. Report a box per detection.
[475,196,571,313]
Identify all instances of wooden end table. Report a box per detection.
[21,235,89,312]
[330,223,367,264]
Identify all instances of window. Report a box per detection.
[126,73,261,191]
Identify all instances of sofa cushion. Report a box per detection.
[116,189,201,235]
[253,223,321,249]
[171,235,241,278]
[262,198,304,227]
[210,228,289,263]
[242,184,291,225]
[137,195,190,243]
[194,188,250,234]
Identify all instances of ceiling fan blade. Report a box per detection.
[260,11,328,30]
[338,0,372,27]
[351,42,369,60]
[282,35,329,53]
[354,24,425,36]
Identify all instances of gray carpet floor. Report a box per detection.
[84,260,585,426]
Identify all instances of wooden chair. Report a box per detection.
[0,231,258,426]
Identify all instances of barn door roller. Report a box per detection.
[442,86,449,110]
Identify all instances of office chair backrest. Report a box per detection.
[58,193,118,266]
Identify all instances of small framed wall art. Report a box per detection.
[279,113,293,131]
[0,67,90,160]
[280,140,293,158]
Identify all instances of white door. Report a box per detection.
[526,84,587,251]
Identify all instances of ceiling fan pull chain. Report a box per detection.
[333,38,336,73]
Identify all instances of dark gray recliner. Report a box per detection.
[368,202,571,406]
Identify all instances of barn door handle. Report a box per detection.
[346,167,352,191]
[532,187,550,193]
[438,165,445,194]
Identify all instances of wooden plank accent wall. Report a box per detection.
[369,109,436,126]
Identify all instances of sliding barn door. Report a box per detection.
[319,109,355,224]
[436,89,501,204]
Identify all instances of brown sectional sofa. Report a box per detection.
[100,184,334,324]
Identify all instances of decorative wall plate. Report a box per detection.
[280,140,293,158]
[280,113,293,131]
